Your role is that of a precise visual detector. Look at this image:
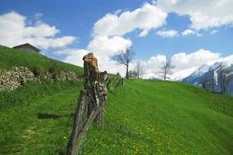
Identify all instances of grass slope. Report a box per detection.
[1,45,233,154]
[0,80,82,154]
[0,45,82,73]
[0,45,84,154]
[80,80,233,155]
[1,79,233,154]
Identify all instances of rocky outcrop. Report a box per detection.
[0,66,81,91]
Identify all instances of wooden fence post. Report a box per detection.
[66,53,108,155]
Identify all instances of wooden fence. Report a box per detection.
[66,53,123,155]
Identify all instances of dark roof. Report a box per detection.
[13,43,40,52]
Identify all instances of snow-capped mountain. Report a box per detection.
[182,64,211,85]
[183,60,233,95]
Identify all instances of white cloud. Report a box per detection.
[216,55,233,64]
[0,11,75,49]
[30,36,76,49]
[62,45,231,80]
[87,35,132,75]
[61,1,232,80]
[182,29,192,36]
[34,13,43,20]
[169,49,221,79]
[63,48,126,76]
[62,35,132,76]
[63,49,89,67]
[97,56,126,75]
[64,2,168,76]
[156,30,178,38]
[24,23,59,38]
[182,29,197,36]
[87,35,132,56]
[93,3,167,37]
[132,55,167,79]
[157,0,233,30]
[135,49,222,80]
[145,55,166,69]
[146,58,166,78]
[211,30,219,34]
[171,49,220,70]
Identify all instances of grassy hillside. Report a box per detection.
[1,79,233,154]
[0,80,82,154]
[0,45,82,74]
[0,45,84,154]
[80,80,233,155]
[1,45,233,154]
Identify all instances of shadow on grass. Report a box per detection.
[37,113,74,120]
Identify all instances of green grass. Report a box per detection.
[0,80,83,154]
[79,80,233,155]
[1,79,233,154]
[0,45,83,74]
[1,45,233,154]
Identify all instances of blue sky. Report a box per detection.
[1,0,233,79]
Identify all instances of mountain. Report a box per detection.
[182,64,211,85]
[183,59,233,95]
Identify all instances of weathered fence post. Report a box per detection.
[66,53,107,155]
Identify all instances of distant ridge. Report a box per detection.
[183,59,233,95]
[0,45,82,73]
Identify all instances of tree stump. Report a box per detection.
[66,53,108,155]
[82,52,107,123]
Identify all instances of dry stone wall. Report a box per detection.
[0,66,81,90]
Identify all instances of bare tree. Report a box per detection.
[113,48,134,79]
[135,61,144,79]
[157,59,174,81]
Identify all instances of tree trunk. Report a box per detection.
[163,70,167,81]
[126,64,129,79]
